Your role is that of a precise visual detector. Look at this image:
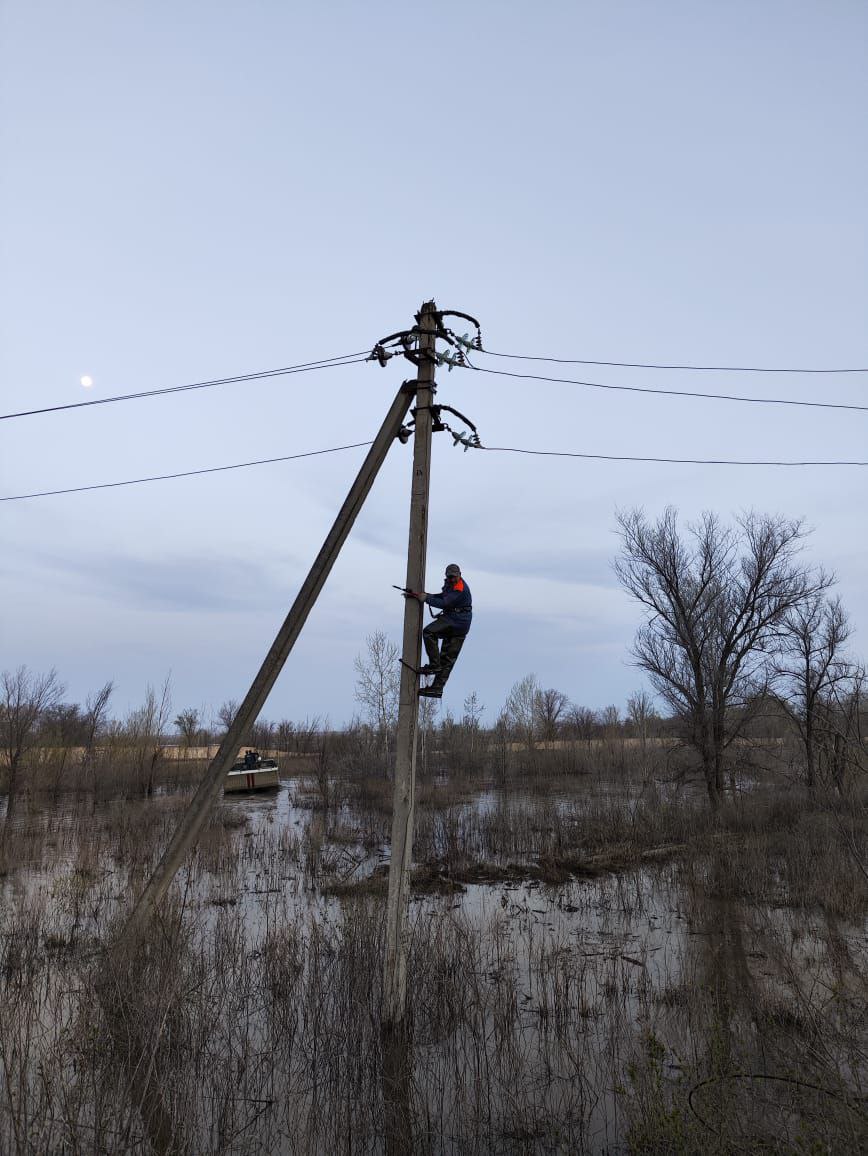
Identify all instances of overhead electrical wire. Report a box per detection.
[479,348,868,374]
[4,438,867,502]
[482,446,868,467]
[465,364,868,413]
[0,351,369,421]
[4,343,866,423]
[4,328,867,501]
[0,442,374,501]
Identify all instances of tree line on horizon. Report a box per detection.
[2,507,865,815]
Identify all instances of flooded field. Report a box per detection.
[1,768,867,1153]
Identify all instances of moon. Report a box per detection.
[80,375,94,388]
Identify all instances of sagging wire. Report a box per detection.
[3,352,372,422]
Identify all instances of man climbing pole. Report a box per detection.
[404,563,472,698]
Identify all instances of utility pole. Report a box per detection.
[115,380,416,952]
[383,300,437,1031]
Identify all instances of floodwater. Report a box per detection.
[2,776,867,1153]
[207,780,868,1150]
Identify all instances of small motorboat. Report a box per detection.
[224,749,280,793]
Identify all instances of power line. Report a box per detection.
[0,442,374,501]
[0,351,370,421]
[7,339,864,428]
[484,446,868,467]
[480,348,868,374]
[467,364,868,413]
[6,435,866,502]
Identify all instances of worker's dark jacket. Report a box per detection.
[425,578,472,635]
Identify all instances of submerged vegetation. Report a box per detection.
[1,687,867,1153]
[2,507,866,1151]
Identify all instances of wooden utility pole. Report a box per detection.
[383,300,437,1030]
[116,381,416,951]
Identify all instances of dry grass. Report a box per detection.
[1,749,867,1153]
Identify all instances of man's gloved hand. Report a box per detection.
[403,590,425,601]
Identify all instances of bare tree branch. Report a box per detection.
[615,508,829,806]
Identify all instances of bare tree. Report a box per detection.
[503,673,540,750]
[565,704,597,748]
[598,704,624,770]
[615,508,828,807]
[39,701,83,799]
[821,665,865,793]
[353,631,399,764]
[534,687,569,742]
[214,697,254,749]
[294,715,323,754]
[82,681,113,765]
[462,691,484,730]
[251,717,275,751]
[275,719,295,753]
[627,690,657,776]
[173,708,201,751]
[600,705,621,733]
[775,593,851,790]
[126,677,173,797]
[217,699,239,732]
[1,666,64,826]
[79,680,113,807]
[462,691,485,761]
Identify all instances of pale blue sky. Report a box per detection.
[2,1,866,726]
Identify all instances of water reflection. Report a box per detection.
[2,776,867,1152]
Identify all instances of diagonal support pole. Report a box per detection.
[115,381,415,952]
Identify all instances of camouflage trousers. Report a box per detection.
[422,618,467,689]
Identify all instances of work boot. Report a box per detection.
[418,664,440,676]
[418,685,443,699]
